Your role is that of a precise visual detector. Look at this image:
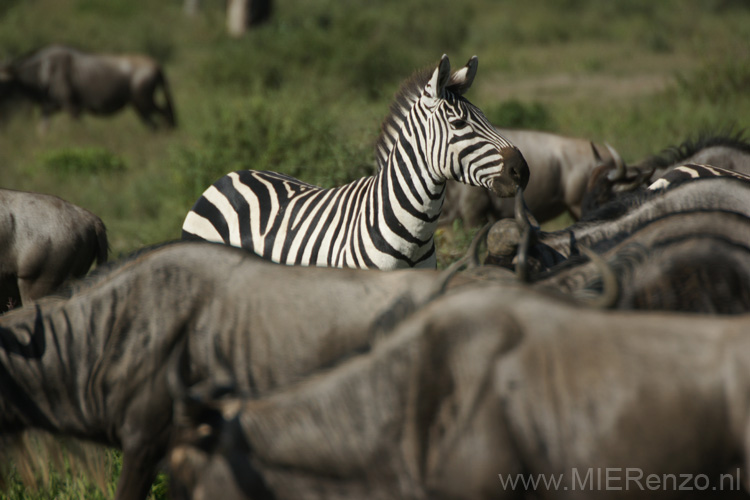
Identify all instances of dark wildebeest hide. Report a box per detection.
[0,241,452,500]
[165,282,750,500]
[487,176,750,278]
[439,128,622,227]
[0,44,176,129]
[532,210,750,313]
[0,188,108,312]
[581,130,750,215]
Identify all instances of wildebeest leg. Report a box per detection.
[132,74,161,129]
[115,446,161,500]
[154,70,177,127]
[133,103,158,129]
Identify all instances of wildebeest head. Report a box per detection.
[582,131,750,216]
[0,62,19,113]
[167,345,276,500]
[580,143,653,216]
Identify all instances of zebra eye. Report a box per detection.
[450,118,468,128]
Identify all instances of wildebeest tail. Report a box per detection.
[94,218,109,266]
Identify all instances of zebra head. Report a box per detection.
[423,55,529,197]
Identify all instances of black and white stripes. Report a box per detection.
[182,55,529,269]
[648,163,750,191]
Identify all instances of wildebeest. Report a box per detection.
[0,188,108,312]
[581,131,750,215]
[439,129,623,227]
[165,281,750,500]
[487,176,750,277]
[0,241,458,500]
[0,44,176,130]
[532,211,750,313]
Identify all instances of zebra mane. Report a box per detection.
[374,62,469,170]
[637,127,750,170]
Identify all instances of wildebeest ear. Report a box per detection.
[425,54,452,104]
[591,142,604,163]
[447,56,478,96]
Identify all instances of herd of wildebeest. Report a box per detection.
[3,44,750,500]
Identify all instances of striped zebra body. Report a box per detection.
[183,55,529,269]
[186,170,413,268]
[648,163,750,191]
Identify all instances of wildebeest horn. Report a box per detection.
[605,142,627,181]
[513,186,539,282]
[514,185,539,232]
[515,224,532,282]
[574,245,619,309]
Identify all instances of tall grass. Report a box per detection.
[1,0,750,497]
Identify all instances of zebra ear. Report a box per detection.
[426,54,452,103]
[447,56,478,96]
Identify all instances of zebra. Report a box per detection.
[181,55,529,269]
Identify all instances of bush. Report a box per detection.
[40,147,127,175]
[483,99,556,130]
[675,60,750,103]
[171,94,372,203]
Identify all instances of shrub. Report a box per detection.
[483,99,556,130]
[675,60,750,103]
[40,147,126,175]
[171,94,372,203]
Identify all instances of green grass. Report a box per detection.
[1,0,750,497]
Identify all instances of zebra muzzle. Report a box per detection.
[490,147,530,197]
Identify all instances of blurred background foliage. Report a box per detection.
[2,0,749,257]
[1,0,750,497]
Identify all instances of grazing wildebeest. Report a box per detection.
[0,44,176,130]
[439,129,623,227]
[165,282,750,500]
[0,188,108,312]
[0,241,459,500]
[487,176,750,278]
[182,55,529,269]
[581,131,750,215]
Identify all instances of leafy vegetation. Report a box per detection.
[1,0,750,497]
[40,147,127,175]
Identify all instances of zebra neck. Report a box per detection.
[349,132,444,268]
[376,130,445,219]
